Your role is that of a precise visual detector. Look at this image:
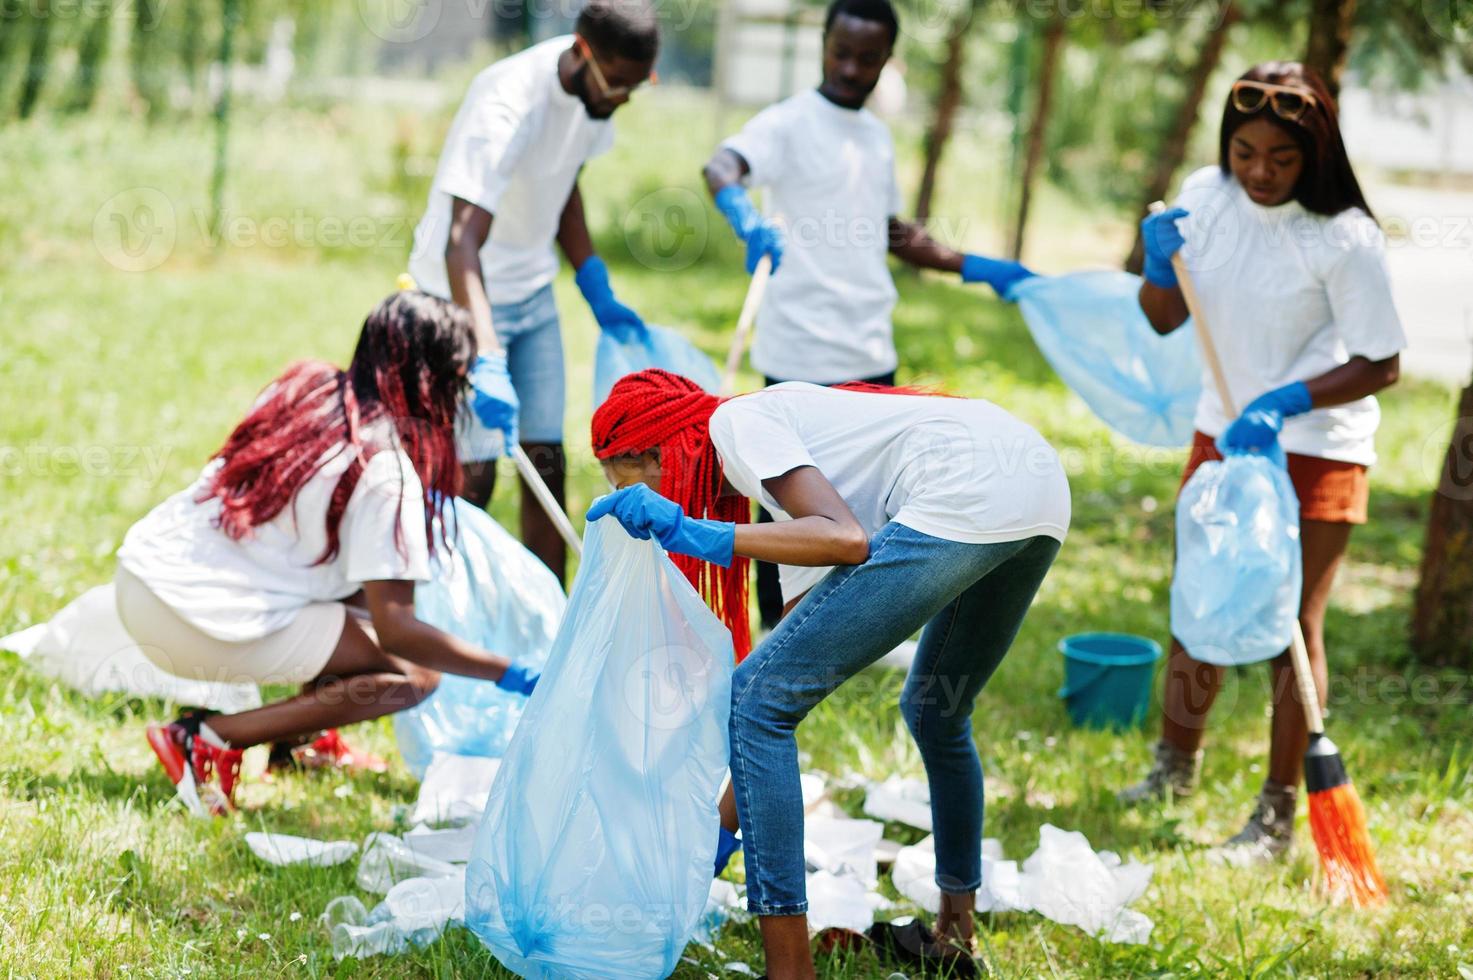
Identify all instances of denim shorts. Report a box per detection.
[456,284,565,460]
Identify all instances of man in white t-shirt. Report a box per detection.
[702,0,1033,625]
[408,0,658,583]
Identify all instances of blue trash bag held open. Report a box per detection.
[395,499,566,778]
[1005,270,1201,447]
[595,324,721,406]
[466,517,733,980]
[1170,452,1302,666]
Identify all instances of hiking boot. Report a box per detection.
[267,729,388,774]
[146,710,243,816]
[1117,740,1203,805]
[1209,780,1297,867]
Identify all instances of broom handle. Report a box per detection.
[1149,201,1325,737]
[721,255,772,396]
[512,444,583,558]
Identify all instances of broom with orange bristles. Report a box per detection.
[1152,202,1389,906]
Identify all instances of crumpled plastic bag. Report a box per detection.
[1005,270,1201,448]
[594,324,721,407]
[3,584,260,712]
[805,870,889,934]
[891,826,1153,944]
[402,823,477,865]
[407,753,501,827]
[466,517,734,980]
[863,776,933,831]
[245,832,357,868]
[804,816,884,887]
[1171,452,1302,666]
[396,500,565,777]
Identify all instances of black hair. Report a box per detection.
[1218,61,1374,219]
[576,0,660,63]
[824,0,899,46]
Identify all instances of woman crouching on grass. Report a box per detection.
[587,369,1070,979]
[115,291,537,815]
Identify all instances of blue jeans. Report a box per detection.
[729,523,1060,915]
[456,284,565,460]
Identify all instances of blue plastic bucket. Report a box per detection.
[1057,633,1162,730]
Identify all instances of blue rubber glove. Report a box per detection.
[575,256,648,343]
[714,185,784,275]
[1221,382,1313,454]
[714,825,742,878]
[496,661,539,696]
[960,253,1037,299]
[585,484,735,566]
[1141,207,1189,288]
[468,353,518,449]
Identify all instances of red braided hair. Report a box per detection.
[591,369,753,658]
[199,291,475,565]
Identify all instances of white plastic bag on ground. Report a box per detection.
[466,518,734,980]
[396,501,566,777]
[245,832,357,867]
[3,584,260,712]
[805,870,888,934]
[804,816,884,887]
[890,826,1153,944]
[402,823,477,864]
[863,776,933,831]
[407,753,501,827]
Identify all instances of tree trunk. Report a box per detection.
[1009,14,1065,261]
[17,0,51,119]
[210,0,240,236]
[131,0,164,118]
[913,0,976,224]
[64,0,113,113]
[179,0,205,104]
[1304,0,1357,99]
[1411,378,1473,668]
[1123,4,1242,274]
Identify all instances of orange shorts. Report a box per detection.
[1180,431,1370,524]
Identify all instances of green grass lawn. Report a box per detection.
[2,89,1470,977]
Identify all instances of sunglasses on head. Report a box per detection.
[1231,79,1318,123]
[575,35,656,101]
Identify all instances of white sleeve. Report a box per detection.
[884,130,901,217]
[339,451,432,584]
[1323,213,1408,361]
[590,120,615,159]
[719,103,790,188]
[433,89,538,214]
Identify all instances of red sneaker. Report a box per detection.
[269,729,389,774]
[146,713,243,816]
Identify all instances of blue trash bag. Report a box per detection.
[395,499,566,778]
[1004,270,1201,447]
[1170,451,1302,666]
[594,324,721,406]
[466,516,733,980]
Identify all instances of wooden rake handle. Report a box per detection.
[512,443,582,559]
[721,255,772,396]
[1148,201,1324,735]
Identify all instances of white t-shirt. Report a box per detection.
[408,36,614,305]
[117,438,432,643]
[708,383,1071,602]
[722,89,902,384]
[1172,166,1407,465]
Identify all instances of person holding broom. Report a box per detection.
[587,369,1069,977]
[1117,62,1406,865]
[702,0,1033,631]
[117,292,538,814]
[406,0,659,584]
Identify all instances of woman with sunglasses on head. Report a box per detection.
[117,292,539,814]
[1119,63,1406,864]
[405,0,659,585]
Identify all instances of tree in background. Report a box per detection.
[16,0,51,119]
[913,0,977,224]
[1413,379,1473,669]
[64,0,114,114]
[1009,10,1065,260]
[1304,0,1356,97]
